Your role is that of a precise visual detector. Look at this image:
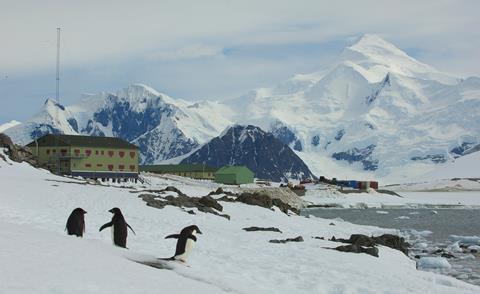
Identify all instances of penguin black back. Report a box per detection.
[99,207,135,248]
[66,208,87,237]
[165,225,202,261]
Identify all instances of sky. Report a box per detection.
[0,0,479,124]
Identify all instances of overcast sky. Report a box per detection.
[1,0,479,124]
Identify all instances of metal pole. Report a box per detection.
[56,28,60,104]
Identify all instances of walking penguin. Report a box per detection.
[165,225,202,262]
[99,207,135,248]
[65,208,87,237]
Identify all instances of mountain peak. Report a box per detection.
[348,34,408,57]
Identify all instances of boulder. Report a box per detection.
[243,227,282,233]
[0,133,39,167]
[269,236,304,244]
[333,244,379,257]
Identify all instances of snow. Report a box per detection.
[303,184,480,209]
[0,120,21,133]
[417,257,452,270]
[419,152,480,181]
[1,151,479,293]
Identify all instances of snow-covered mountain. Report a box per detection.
[4,84,232,164]
[4,34,480,181]
[220,34,480,182]
[181,125,315,181]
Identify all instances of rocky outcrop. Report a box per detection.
[243,227,282,233]
[138,191,230,220]
[330,234,410,256]
[269,236,304,244]
[333,244,379,257]
[0,133,39,166]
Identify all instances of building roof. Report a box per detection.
[215,165,254,175]
[26,134,138,150]
[140,164,217,173]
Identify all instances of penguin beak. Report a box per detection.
[197,229,203,234]
[108,209,114,213]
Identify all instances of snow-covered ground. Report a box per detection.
[303,184,480,208]
[1,151,479,293]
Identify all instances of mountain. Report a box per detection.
[180,125,316,181]
[4,84,232,164]
[220,34,480,182]
[4,34,480,182]
[0,120,21,133]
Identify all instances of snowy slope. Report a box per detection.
[2,151,480,293]
[0,120,21,133]
[419,151,480,181]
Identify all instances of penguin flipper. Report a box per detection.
[99,221,113,232]
[127,223,136,235]
[165,234,180,239]
[187,235,197,242]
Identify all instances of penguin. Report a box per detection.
[65,208,87,237]
[99,208,135,248]
[164,225,202,262]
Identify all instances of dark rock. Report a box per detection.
[333,244,379,257]
[269,236,304,244]
[187,210,196,215]
[243,227,282,233]
[0,133,40,167]
[471,249,478,253]
[313,236,325,240]
[414,255,421,259]
[235,192,299,215]
[329,222,336,226]
[441,253,455,259]
[138,191,230,220]
[164,186,187,197]
[330,233,409,255]
[199,196,223,212]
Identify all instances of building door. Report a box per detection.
[59,159,70,174]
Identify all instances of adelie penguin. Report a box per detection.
[99,208,135,248]
[65,208,87,237]
[164,225,202,262]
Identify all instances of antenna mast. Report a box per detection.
[56,27,60,104]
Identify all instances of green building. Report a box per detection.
[27,134,139,180]
[140,164,216,180]
[214,166,254,185]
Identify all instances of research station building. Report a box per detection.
[140,164,216,180]
[27,134,139,180]
[214,166,254,185]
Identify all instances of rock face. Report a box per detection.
[269,236,304,244]
[181,125,316,182]
[333,244,379,257]
[331,233,410,256]
[0,133,39,166]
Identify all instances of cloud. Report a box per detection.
[1,0,479,123]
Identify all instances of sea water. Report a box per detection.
[302,208,480,286]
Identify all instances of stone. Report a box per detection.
[243,227,282,233]
[333,244,379,257]
[199,195,223,212]
[269,236,304,244]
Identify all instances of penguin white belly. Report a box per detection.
[175,239,195,262]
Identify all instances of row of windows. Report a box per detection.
[84,163,136,170]
[46,148,136,158]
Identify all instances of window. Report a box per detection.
[85,150,92,156]
[119,165,125,170]
[74,149,80,156]
[95,150,99,155]
[129,165,135,170]
[97,164,103,167]
[46,149,50,155]
[129,151,136,158]
[108,151,114,157]
[101,150,104,155]
[85,163,92,168]
[119,151,125,158]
